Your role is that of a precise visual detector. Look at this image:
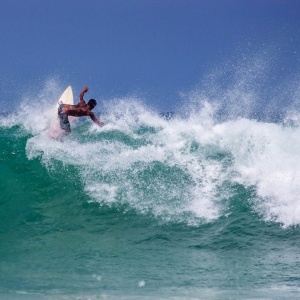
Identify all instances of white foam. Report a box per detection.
[18,74,300,227]
[138,280,145,287]
[215,118,300,227]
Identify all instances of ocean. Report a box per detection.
[1,82,300,299]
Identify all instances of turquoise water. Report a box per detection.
[1,92,300,299]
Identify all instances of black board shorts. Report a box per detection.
[58,104,71,131]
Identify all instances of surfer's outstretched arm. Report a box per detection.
[79,86,89,104]
[89,112,104,126]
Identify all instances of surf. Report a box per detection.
[2,51,300,229]
[1,102,299,229]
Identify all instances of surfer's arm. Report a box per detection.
[79,86,89,104]
[89,112,104,126]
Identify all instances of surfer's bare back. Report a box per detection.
[58,86,104,134]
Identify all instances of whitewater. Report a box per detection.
[1,70,300,299]
[5,79,300,228]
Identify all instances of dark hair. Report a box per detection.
[88,99,97,109]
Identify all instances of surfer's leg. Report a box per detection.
[61,122,71,136]
[61,131,70,138]
[58,104,71,134]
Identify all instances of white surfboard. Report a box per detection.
[48,86,74,138]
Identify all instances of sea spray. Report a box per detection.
[24,97,233,225]
[0,81,294,228]
[5,50,300,229]
[2,67,300,298]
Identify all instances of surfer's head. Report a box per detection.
[88,99,97,109]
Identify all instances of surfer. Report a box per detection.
[58,86,104,135]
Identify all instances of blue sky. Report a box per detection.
[1,0,300,112]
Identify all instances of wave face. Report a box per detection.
[7,95,300,228]
[1,77,300,299]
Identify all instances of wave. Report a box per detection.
[1,99,300,229]
[2,54,300,228]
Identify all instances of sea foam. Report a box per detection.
[5,55,300,228]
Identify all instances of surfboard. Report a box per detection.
[48,86,74,138]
